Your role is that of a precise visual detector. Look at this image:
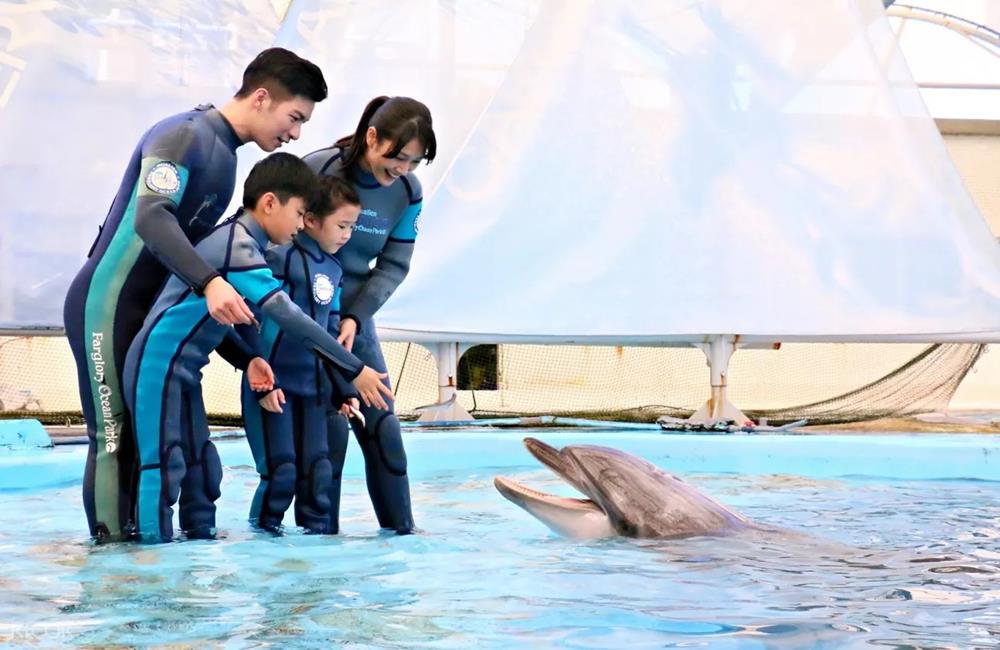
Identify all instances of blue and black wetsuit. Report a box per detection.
[123,211,365,544]
[63,105,242,541]
[303,146,421,534]
[242,231,358,533]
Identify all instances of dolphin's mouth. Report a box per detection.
[494,449,617,538]
[493,438,601,513]
[493,476,602,512]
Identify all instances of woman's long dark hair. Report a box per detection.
[335,96,436,170]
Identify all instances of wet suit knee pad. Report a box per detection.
[200,440,223,502]
[164,443,187,506]
[178,440,223,539]
[361,414,414,534]
[265,459,296,524]
[309,457,333,514]
[295,456,334,533]
[371,414,407,477]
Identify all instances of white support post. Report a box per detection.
[416,342,474,422]
[689,335,751,426]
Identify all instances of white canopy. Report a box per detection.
[376,0,1000,343]
[2,0,998,345]
[0,1,280,329]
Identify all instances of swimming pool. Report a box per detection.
[1,430,998,647]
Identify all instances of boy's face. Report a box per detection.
[260,193,306,245]
[306,203,360,254]
[248,89,315,152]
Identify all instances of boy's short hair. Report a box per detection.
[310,176,362,221]
[242,152,318,209]
[235,47,328,103]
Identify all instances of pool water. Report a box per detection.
[1,430,998,648]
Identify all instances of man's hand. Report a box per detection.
[351,366,394,411]
[258,388,285,414]
[337,318,358,352]
[246,357,274,392]
[204,277,253,325]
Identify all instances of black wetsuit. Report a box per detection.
[242,231,357,533]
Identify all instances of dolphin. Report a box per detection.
[494,438,756,539]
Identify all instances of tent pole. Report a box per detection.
[416,342,474,422]
[689,335,750,425]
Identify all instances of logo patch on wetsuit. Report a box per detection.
[313,273,334,305]
[413,211,420,234]
[145,161,182,195]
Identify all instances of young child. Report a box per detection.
[242,175,362,533]
[122,153,392,543]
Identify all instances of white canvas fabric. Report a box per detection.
[3,0,998,344]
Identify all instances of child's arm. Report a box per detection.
[215,326,274,393]
[214,326,260,371]
[328,281,354,348]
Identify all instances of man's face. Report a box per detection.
[251,92,315,152]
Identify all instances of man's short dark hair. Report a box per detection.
[310,176,361,220]
[236,47,327,102]
[243,152,318,209]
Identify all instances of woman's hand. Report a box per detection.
[337,318,358,352]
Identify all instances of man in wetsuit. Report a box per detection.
[63,48,327,542]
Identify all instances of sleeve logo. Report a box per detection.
[313,273,334,305]
[145,161,182,195]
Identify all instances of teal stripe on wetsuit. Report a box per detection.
[132,295,208,536]
[83,160,189,538]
